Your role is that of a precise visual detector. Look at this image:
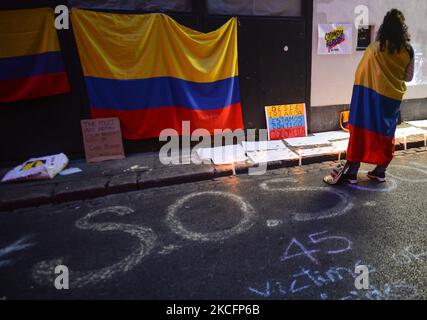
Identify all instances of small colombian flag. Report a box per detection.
[0,8,70,102]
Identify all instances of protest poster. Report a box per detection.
[318,24,353,55]
[81,117,125,162]
[265,103,307,140]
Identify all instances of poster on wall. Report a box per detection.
[265,104,307,141]
[81,117,125,163]
[318,24,353,55]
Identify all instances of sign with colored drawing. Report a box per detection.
[265,103,307,140]
[318,24,353,55]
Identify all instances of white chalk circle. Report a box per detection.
[387,165,427,183]
[345,171,398,192]
[410,162,427,170]
[260,179,353,221]
[166,191,257,242]
[32,206,157,289]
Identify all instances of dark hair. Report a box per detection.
[376,9,411,54]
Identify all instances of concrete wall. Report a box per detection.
[311,0,427,109]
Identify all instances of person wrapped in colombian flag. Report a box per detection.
[328,9,415,185]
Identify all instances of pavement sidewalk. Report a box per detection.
[0,132,426,212]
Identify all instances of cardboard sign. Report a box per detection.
[265,103,307,140]
[81,117,125,162]
[318,24,353,55]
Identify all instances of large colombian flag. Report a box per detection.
[346,42,411,167]
[71,9,244,140]
[0,8,70,102]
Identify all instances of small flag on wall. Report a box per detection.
[0,8,70,103]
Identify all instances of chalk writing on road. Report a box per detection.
[248,259,418,300]
[0,236,35,268]
[32,206,157,289]
[392,245,426,266]
[248,260,376,299]
[260,178,353,221]
[166,191,257,242]
[282,231,352,265]
[346,171,398,192]
[387,165,427,183]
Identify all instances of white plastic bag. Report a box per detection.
[1,153,69,183]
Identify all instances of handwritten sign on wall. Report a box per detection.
[81,117,125,163]
[265,104,307,140]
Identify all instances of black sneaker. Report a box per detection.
[367,171,386,183]
[341,173,358,184]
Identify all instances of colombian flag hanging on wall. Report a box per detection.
[347,42,411,167]
[0,8,70,102]
[71,9,244,140]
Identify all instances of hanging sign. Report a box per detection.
[318,24,353,55]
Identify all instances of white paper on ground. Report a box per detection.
[406,120,427,128]
[59,167,83,176]
[313,130,350,141]
[296,146,339,157]
[196,145,248,165]
[331,140,349,152]
[395,127,427,138]
[247,148,300,164]
[241,140,287,152]
[284,135,332,147]
[195,148,213,161]
[1,153,69,183]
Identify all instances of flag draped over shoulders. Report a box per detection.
[346,41,410,167]
[0,8,70,102]
[71,8,244,140]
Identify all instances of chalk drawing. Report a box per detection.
[281,231,352,265]
[248,282,271,298]
[248,260,376,299]
[266,219,283,228]
[0,236,35,268]
[391,245,426,266]
[346,178,398,192]
[410,162,427,170]
[260,178,353,221]
[340,281,418,300]
[387,165,427,183]
[364,201,377,207]
[32,206,157,289]
[282,238,321,265]
[308,231,352,255]
[158,245,182,255]
[166,191,257,242]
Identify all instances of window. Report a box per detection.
[69,0,192,12]
[207,0,302,17]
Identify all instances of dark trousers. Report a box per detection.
[347,162,387,175]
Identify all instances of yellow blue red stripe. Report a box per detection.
[72,9,243,139]
[0,8,70,102]
[347,42,411,166]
